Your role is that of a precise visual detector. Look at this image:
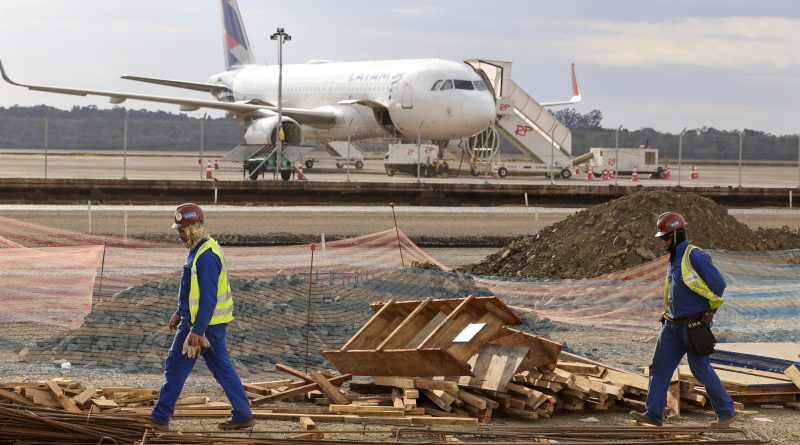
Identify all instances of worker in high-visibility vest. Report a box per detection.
[630,212,735,428]
[150,203,254,432]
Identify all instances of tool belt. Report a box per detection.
[665,311,716,355]
[664,313,703,325]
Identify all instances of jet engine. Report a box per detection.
[243,115,303,146]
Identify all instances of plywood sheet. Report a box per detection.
[715,343,800,362]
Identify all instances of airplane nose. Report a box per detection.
[462,94,496,134]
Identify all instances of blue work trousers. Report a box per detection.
[645,321,735,424]
[151,321,252,424]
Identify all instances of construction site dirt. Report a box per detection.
[1,190,798,443]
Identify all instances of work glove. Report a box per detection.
[701,311,715,326]
[181,334,210,359]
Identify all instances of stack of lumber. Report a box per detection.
[0,377,168,413]
[354,355,663,423]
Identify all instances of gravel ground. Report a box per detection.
[2,207,799,443]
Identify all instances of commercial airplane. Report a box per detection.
[0,0,579,178]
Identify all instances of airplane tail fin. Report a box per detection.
[220,0,255,69]
[569,63,582,103]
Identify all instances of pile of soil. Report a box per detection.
[463,190,800,279]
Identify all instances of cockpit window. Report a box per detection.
[473,80,488,91]
[431,80,443,91]
[454,80,474,90]
[440,79,453,90]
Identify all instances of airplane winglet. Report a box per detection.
[540,63,582,107]
[0,58,24,87]
[569,63,582,103]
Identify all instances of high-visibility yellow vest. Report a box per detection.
[189,237,234,325]
[663,244,724,316]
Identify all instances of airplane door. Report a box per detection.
[400,74,415,109]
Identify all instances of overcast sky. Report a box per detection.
[2,0,798,135]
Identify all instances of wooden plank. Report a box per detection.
[557,361,602,375]
[329,404,404,414]
[421,389,452,412]
[310,372,350,405]
[376,297,433,351]
[299,416,316,430]
[251,374,351,406]
[325,349,473,377]
[487,327,562,371]
[46,381,82,413]
[417,295,475,348]
[276,364,314,383]
[91,398,120,410]
[0,388,36,406]
[458,344,527,392]
[711,363,791,381]
[70,387,97,406]
[340,299,396,351]
[784,365,800,390]
[23,387,60,408]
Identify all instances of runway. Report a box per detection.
[0,151,798,206]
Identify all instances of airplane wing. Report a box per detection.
[121,75,226,93]
[540,63,582,108]
[0,59,336,127]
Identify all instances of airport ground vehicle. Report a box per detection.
[578,147,661,178]
[384,143,448,177]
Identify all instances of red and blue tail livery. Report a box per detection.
[220,0,255,69]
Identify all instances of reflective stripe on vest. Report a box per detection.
[662,244,724,315]
[188,237,234,325]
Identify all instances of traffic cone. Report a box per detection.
[690,163,699,180]
[491,167,500,180]
[205,160,213,179]
[214,159,219,170]
[575,164,581,175]
[602,167,609,181]
[587,166,594,180]
[662,165,671,180]
[631,166,639,182]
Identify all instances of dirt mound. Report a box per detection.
[463,190,800,279]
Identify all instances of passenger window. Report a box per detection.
[431,80,443,91]
[440,79,453,90]
[473,80,488,90]
[454,80,474,90]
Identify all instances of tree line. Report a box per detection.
[0,105,796,160]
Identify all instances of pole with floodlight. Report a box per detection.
[271,27,291,180]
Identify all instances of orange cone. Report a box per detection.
[690,163,699,180]
[631,166,639,182]
[587,165,594,180]
[205,160,213,179]
[575,164,581,175]
[295,162,307,180]
[214,159,219,170]
[662,165,671,180]
[491,167,499,180]
[602,167,609,181]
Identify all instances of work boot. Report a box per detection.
[149,420,174,432]
[709,414,736,428]
[218,417,255,430]
[629,410,661,426]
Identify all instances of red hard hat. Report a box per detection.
[172,203,205,229]
[655,211,686,237]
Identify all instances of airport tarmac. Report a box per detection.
[1,150,799,189]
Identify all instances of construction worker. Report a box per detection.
[150,203,254,432]
[630,211,735,427]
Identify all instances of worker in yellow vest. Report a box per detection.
[150,203,254,432]
[630,211,735,428]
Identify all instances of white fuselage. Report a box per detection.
[209,59,496,142]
